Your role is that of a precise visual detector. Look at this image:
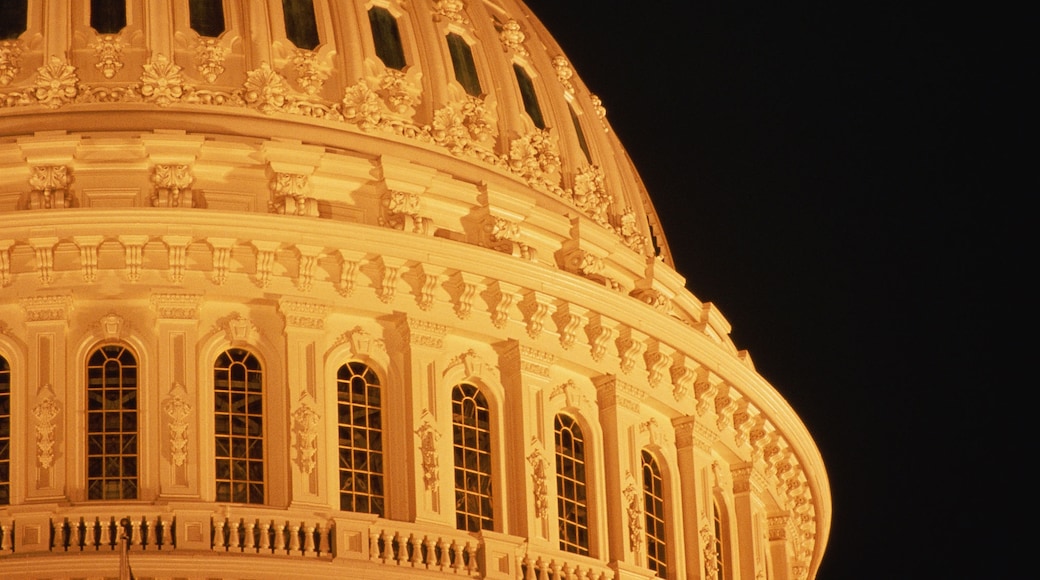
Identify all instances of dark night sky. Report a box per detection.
[523,1,1017,578]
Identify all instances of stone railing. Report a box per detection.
[212,511,332,557]
[52,513,174,552]
[520,547,615,580]
[367,520,480,575]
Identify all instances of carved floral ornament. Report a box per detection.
[0,40,23,86]
[292,392,321,473]
[415,410,441,492]
[162,384,192,467]
[33,386,61,469]
[526,442,549,519]
[498,19,528,56]
[91,34,126,79]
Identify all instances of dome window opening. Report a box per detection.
[554,414,590,556]
[86,345,139,500]
[282,0,320,50]
[0,1,27,40]
[642,450,668,577]
[214,348,265,504]
[189,0,226,38]
[513,64,545,129]
[337,362,385,516]
[569,104,592,164]
[369,6,406,71]
[0,356,9,506]
[90,0,127,34]
[452,383,494,532]
[446,32,482,97]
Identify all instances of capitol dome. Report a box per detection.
[0,1,829,579]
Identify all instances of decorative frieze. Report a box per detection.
[278,298,330,330]
[569,165,610,227]
[518,345,555,378]
[20,294,72,322]
[399,317,448,350]
[594,375,644,414]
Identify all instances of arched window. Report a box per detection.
[337,361,384,515]
[713,499,726,580]
[86,345,138,500]
[90,0,127,34]
[214,348,264,504]
[0,1,27,40]
[282,0,319,50]
[641,450,667,576]
[369,6,406,70]
[446,33,481,97]
[514,64,545,129]
[189,0,226,38]
[0,355,10,505]
[555,414,589,555]
[452,383,493,531]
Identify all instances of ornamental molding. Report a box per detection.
[444,348,496,379]
[432,0,468,23]
[569,165,610,227]
[399,316,448,349]
[590,95,608,132]
[219,313,259,345]
[670,362,695,402]
[333,326,386,359]
[140,54,186,106]
[518,345,555,378]
[508,129,562,196]
[551,56,575,94]
[415,410,441,492]
[700,522,719,580]
[497,20,528,56]
[550,379,590,411]
[151,163,195,207]
[90,34,126,79]
[526,442,549,519]
[191,36,229,83]
[711,460,733,492]
[150,293,201,320]
[290,48,333,95]
[20,294,73,322]
[162,383,192,467]
[27,165,74,210]
[0,40,23,86]
[34,57,79,108]
[594,375,644,414]
[292,392,321,474]
[32,386,61,469]
[638,418,669,448]
[97,313,126,340]
[622,472,643,554]
[269,171,318,217]
[715,383,739,432]
[380,189,430,234]
[551,303,587,351]
[431,95,498,163]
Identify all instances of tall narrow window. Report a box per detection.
[555,414,589,555]
[86,345,138,500]
[452,383,493,531]
[569,104,592,163]
[446,33,482,97]
[514,64,545,129]
[642,451,667,576]
[282,0,319,50]
[189,0,226,38]
[713,500,725,580]
[337,362,384,515]
[369,6,406,70]
[214,348,264,504]
[90,0,127,34]
[0,355,10,505]
[0,1,27,40]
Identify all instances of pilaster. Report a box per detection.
[672,415,719,580]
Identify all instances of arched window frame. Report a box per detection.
[451,382,494,532]
[85,343,140,500]
[553,411,597,556]
[512,61,546,130]
[0,353,10,505]
[641,449,668,576]
[212,346,266,505]
[713,497,730,580]
[335,360,385,516]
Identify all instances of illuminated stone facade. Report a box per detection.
[0,1,829,579]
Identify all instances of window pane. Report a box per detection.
[337,362,384,516]
[369,7,406,70]
[447,33,481,97]
[642,450,668,576]
[189,0,226,38]
[86,346,138,500]
[214,349,264,504]
[514,65,545,129]
[282,0,319,50]
[0,1,27,41]
[555,414,589,555]
[90,0,127,34]
[453,384,493,531]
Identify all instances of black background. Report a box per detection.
[522,1,1019,577]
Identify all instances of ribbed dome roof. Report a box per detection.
[0,0,672,265]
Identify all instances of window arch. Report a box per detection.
[369,6,406,70]
[452,383,493,531]
[337,361,384,515]
[86,344,138,500]
[446,33,482,97]
[214,348,264,504]
[554,413,589,555]
[641,450,667,576]
[713,499,726,580]
[0,355,9,505]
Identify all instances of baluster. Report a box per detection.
[313,522,325,556]
[108,517,119,549]
[131,518,142,548]
[405,533,418,566]
[302,523,315,555]
[396,531,408,565]
[0,522,9,552]
[243,520,256,551]
[259,521,271,551]
[466,542,478,574]
[274,521,286,552]
[538,557,550,580]
[521,554,533,580]
[561,562,574,580]
[368,529,380,561]
[288,523,301,553]
[146,517,157,549]
[549,560,562,580]
[70,518,83,551]
[455,540,466,572]
[423,536,436,569]
[163,516,174,548]
[228,518,241,551]
[437,538,450,569]
[213,518,226,550]
[376,530,389,562]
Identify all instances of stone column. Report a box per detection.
[732,463,767,579]
[673,415,719,580]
